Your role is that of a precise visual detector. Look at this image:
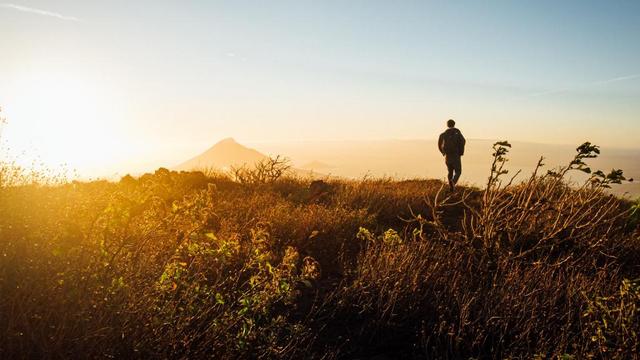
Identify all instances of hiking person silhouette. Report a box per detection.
[438,119,466,191]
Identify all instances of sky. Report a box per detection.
[0,0,639,176]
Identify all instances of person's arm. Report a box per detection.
[438,133,445,155]
[459,132,466,156]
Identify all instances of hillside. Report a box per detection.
[1,143,639,358]
[249,139,640,197]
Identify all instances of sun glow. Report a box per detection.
[3,69,128,176]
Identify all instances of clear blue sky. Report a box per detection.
[1,0,639,174]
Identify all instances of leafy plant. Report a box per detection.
[583,278,640,358]
[1,141,638,359]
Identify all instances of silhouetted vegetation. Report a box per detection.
[0,143,638,359]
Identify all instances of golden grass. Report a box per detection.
[0,143,638,359]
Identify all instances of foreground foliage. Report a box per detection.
[0,143,638,359]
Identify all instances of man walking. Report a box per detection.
[438,119,466,191]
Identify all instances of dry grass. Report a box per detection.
[0,143,638,359]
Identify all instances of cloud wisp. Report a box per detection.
[1,3,81,22]
[530,73,640,97]
[591,73,640,86]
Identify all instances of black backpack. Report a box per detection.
[442,129,464,156]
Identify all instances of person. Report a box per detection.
[438,119,466,191]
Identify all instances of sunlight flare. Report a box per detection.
[4,69,127,172]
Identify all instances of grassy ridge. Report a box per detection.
[0,144,639,359]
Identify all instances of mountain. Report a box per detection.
[175,138,268,171]
[175,138,326,179]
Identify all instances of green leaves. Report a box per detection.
[583,278,640,355]
[357,227,404,246]
[382,228,403,246]
[356,227,374,242]
[215,292,225,305]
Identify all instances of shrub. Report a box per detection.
[0,142,638,359]
[583,278,640,358]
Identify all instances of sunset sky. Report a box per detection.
[1,1,639,176]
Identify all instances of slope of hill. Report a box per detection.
[2,163,638,358]
[175,137,267,171]
[174,137,638,196]
[248,139,640,197]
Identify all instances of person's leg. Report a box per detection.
[446,159,455,191]
[452,157,462,185]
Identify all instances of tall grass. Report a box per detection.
[0,143,638,359]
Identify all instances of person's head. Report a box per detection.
[447,119,456,128]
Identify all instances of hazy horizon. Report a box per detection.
[5,134,639,182]
[103,136,640,197]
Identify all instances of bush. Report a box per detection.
[0,142,638,359]
[583,278,640,358]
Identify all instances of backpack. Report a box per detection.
[442,129,464,156]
